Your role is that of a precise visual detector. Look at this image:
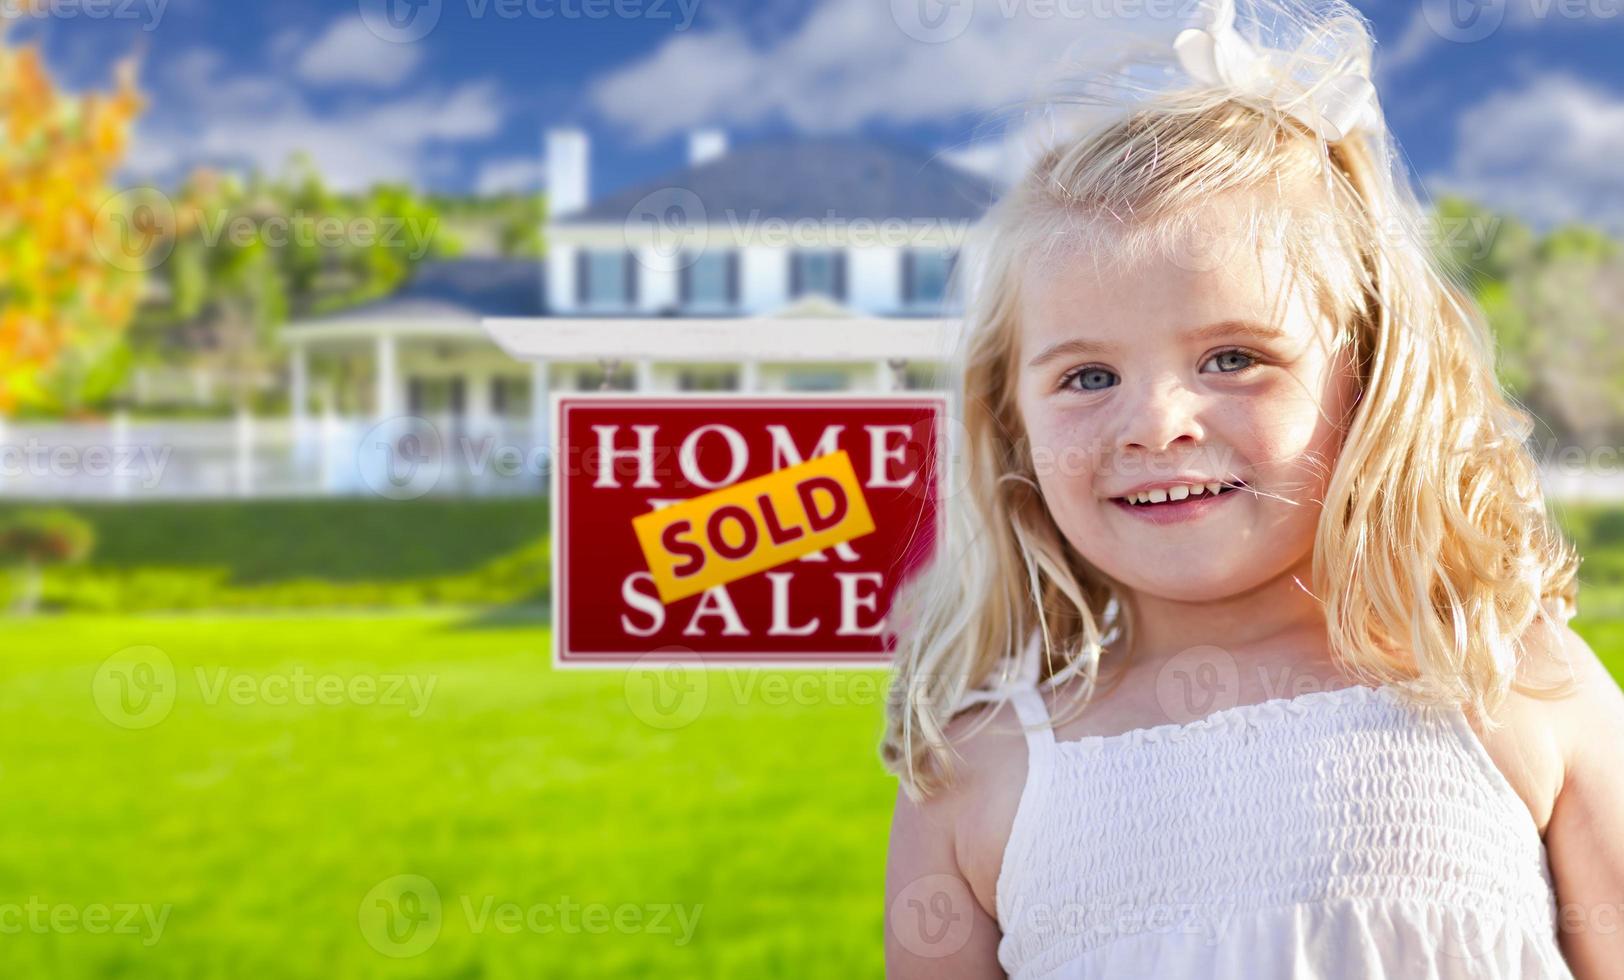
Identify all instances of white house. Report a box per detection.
[284,128,998,448]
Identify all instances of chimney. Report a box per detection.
[545,128,590,217]
[687,128,727,167]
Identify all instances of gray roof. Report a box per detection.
[313,258,546,322]
[558,136,997,225]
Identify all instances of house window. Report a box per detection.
[904,249,956,307]
[574,366,636,391]
[785,370,848,392]
[491,376,531,417]
[576,250,638,307]
[790,250,846,301]
[407,377,465,415]
[681,250,738,309]
[676,367,739,391]
[902,363,944,391]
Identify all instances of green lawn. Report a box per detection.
[4,499,1623,978]
[0,611,895,979]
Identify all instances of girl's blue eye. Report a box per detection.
[1204,348,1260,374]
[1060,367,1118,391]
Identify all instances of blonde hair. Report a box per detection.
[881,0,1582,801]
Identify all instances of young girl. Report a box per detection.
[880,1,1624,977]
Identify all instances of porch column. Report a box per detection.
[467,371,491,434]
[375,333,399,419]
[875,358,895,392]
[530,358,550,453]
[635,358,655,392]
[740,359,760,392]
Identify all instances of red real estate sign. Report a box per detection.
[552,394,945,666]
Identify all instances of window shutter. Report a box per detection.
[726,252,740,305]
[574,251,589,305]
[900,250,915,306]
[679,252,692,305]
[789,252,802,298]
[832,251,847,302]
[623,252,639,306]
[945,249,960,304]
[450,378,466,415]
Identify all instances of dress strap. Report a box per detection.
[1007,685,1056,766]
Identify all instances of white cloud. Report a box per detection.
[1374,7,1439,80]
[1427,72,1624,234]
[939,139,1007,183]
[296,17,422,88]
[476,156,546,195]
[267,29,306,65]
[127,45,503,191]
[584,0,1163,144]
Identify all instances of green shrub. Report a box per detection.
[0,508,96,613]
[0,499,548,613]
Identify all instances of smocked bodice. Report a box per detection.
[993,681,1573,979]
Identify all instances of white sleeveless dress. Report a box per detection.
[991,673,1574,979]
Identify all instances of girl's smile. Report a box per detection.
[1107,476,1250,525]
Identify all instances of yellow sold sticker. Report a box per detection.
[631,450,876,604]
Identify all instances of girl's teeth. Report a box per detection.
[1124,481,1235,505]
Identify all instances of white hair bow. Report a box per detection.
[1172,0,1379,142]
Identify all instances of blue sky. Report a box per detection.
[17,0,1624,232]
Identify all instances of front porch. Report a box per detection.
[283,311,956,458]
[0,301,961,500]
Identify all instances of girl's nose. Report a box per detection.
[1114,381,1206,455]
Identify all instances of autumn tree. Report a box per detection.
[0,11,144,413]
